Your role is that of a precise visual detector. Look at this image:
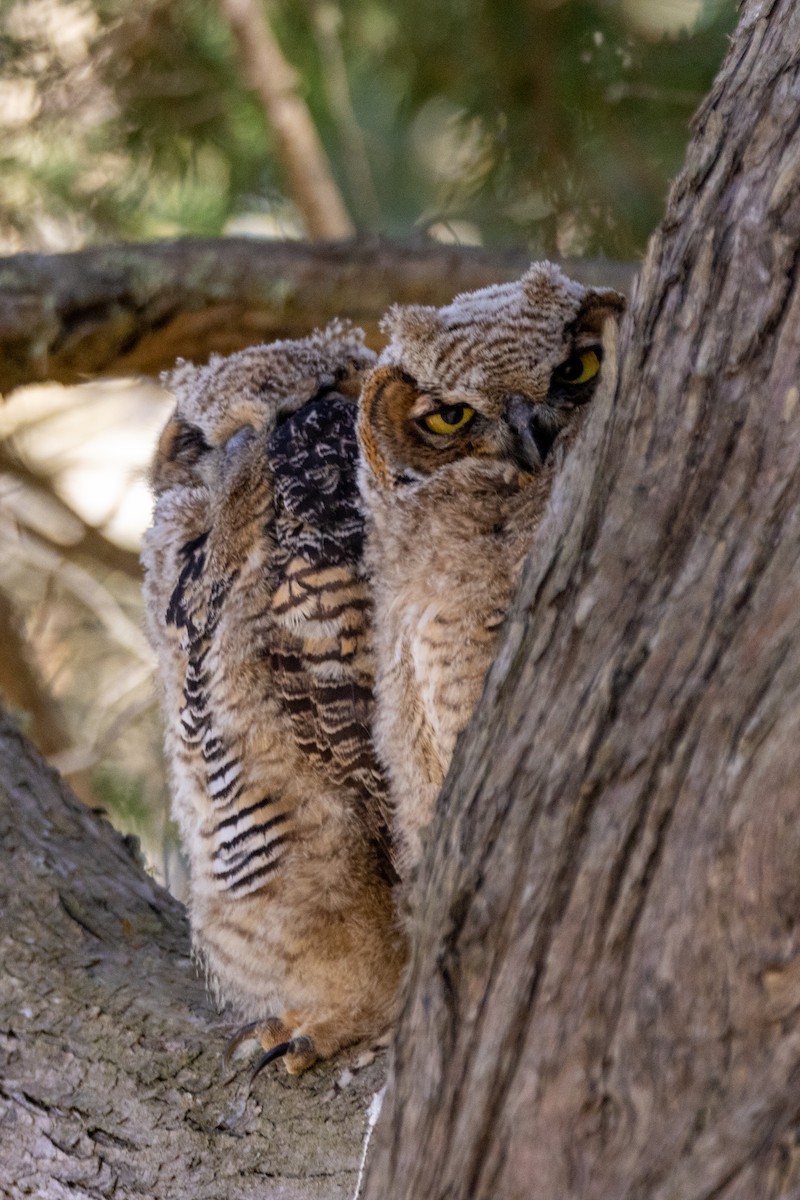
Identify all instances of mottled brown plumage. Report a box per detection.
[143,266,624,1073]
[358,263,626,876]
[142,323,406,1074]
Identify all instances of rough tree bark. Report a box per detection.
[362,2,800,1197]
[0,240,634,393]
[0,711,386,1199]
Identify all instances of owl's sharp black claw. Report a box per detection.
[251,1040,293,1081]
[250,1035,316,1081]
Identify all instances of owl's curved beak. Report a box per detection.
[504,394,558,472]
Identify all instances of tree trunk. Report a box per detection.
[0,710,385,1199]
[0,239,634,393]
[363,2,800,1197]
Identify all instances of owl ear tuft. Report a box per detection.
[575,287,627,337]
[380,303,443,345]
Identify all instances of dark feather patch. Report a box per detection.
[268,396,365,568]
[265,394,396,876]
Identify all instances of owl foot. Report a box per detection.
[223,1016,318,1080]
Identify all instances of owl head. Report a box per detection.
[358,262,625,487]
[151,320,376,494]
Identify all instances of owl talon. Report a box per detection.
[252,1034,317,1080]
[224,1035,317,1085]
[251,1039,293,1080]
[222,1017,318,1080]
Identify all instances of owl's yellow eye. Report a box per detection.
[422,405,476,435]
[553,349,601,386]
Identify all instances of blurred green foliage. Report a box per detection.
[93,764,152,832]
[0,0,735,255]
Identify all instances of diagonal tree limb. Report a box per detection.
[0,708,386,1199]
[215,0,355,240]
[0,444,143,578]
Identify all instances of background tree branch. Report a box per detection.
[216,0,355,240]
[0,443,142,578]
[0,239,636,393]
[309,0,382,232]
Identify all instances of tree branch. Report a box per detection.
[309,0,382,231]
[0,444,143,578]
[0,709,385,1199]
[0,589,70,756]
[0,238,636,392]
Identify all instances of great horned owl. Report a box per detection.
[357,263,626,877]
[142,323,406,1075]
